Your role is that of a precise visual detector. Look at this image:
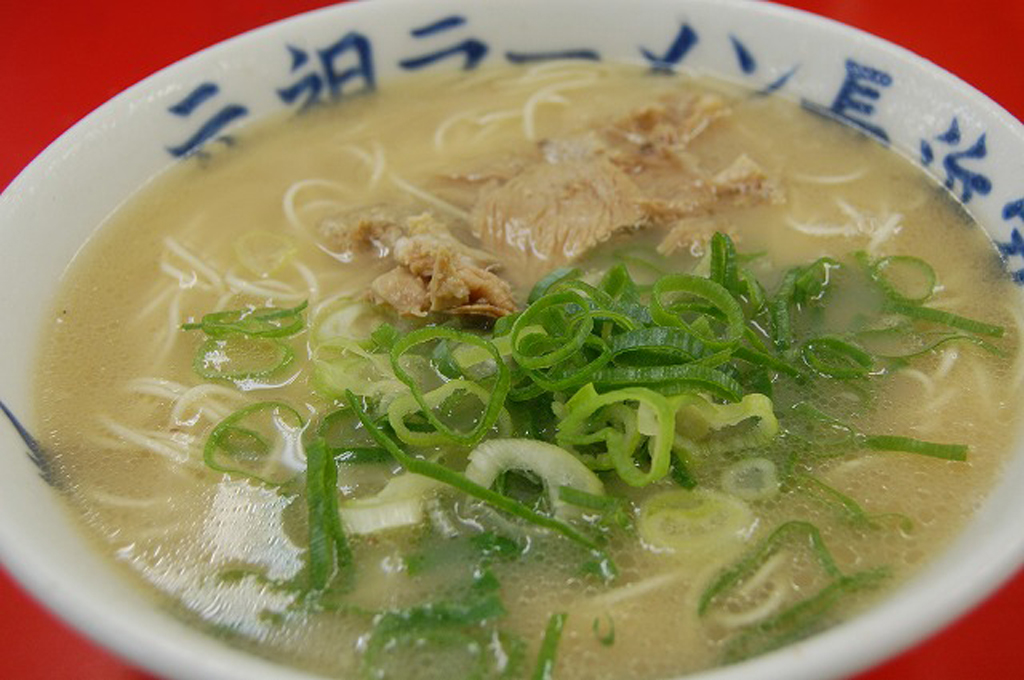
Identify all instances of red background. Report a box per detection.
[1,1,1023,678]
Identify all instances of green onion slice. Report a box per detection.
[709,231,741,295]
[800,336,873,379]
[638,488,754,553]
[607,327,706,365]
[593,364,744,403]
[699,521,843,616]
[387,379,512,448]
[673,393,779,458]
[531,612,568,680]
[870,255,936,304]
[204,401,305,485]
[856,327,1005,359]
[887,301,1005,338]
[721,567,888,662]
[203,401,303,485]
[651,274,745,350]
[389,327,511,448]
[557,384,675,487]
[465,439,605,521]
[599,263,641,302]
[522,335,612,392]
[511,291,594,370]
[304,436,354,592]
[861,434,968,461]
[193,337,295,382]
[182,301,307,338]
[529,267,581,304]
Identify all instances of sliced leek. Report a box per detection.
[465,439,604,521]
[638,488,753,554]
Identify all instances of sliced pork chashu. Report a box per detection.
[471,156,650,282]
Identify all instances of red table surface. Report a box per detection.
[2,1,1023,678]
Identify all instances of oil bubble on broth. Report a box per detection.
[33,63,1024,679]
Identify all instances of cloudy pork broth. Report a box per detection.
[33,64,1023,679]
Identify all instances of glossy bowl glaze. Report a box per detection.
[1,1,1023,679]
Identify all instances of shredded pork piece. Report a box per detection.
[711,154,784,206]
[370,267,430,316]
[369,242,516,318]
[355,212,517,318]
[318,204,407,257]
[427,248,518,317]
[603,93,730,161]
[399,213,501,271]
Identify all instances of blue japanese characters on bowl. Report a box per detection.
[158,1,1024,281]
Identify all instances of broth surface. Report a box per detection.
[33,64,1024,679]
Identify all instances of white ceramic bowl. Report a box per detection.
[2,1,1023,679]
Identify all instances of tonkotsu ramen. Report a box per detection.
[30,63,1023,679]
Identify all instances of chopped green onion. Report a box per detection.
[721,458,780,501]
[732,345,803,378]
[522,335,613,392]
[362,572,507,678]
[607,327,706,365]
[673,393,779,458]
[390,327,511,447]
[593,364,744,403]
[557,384,675,487]
[739,267,768,311]
[709,231,741,295]
[800,336,873,379]
[465,439,605,521]
[650,274,746,350]
[204,401,304,485]
[592,614,616,646]
[856,327,1005,360]
[870,255,936,304]
[557,486,620,513]
[345,391,607,556]
[331,447,392,465]
[387,379,512,447]
[792,257,840,305]
[699,521,844,615]
[369,322,402,352]
[887,301,1005,337]
[339,472,443,535]
[312,337,408,401]
[183,301,307,338]
[769,258,839,350]
[638,488,753,553]
[722,567,888,662]
[531,612,568,680]
[793,473,913,531]
[193,336,295,382]
[511,291,594,370]
[862,434,968,461]
[305,437,353,593]
[599,263,641,302]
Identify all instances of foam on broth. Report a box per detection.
[32,63,1023,679]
